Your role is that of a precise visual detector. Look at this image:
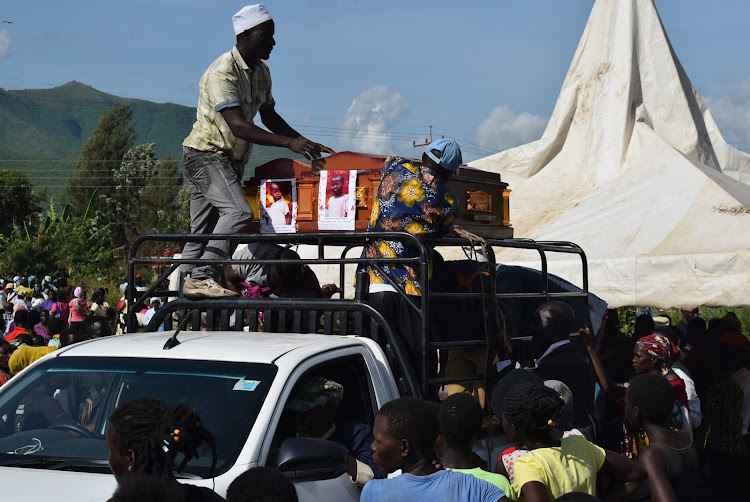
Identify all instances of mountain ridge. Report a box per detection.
[0,81,301,199]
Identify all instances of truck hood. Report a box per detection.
[0,464,248,500]
[0,468,117,501]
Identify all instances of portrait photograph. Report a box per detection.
[318,170,356,230]
[260,178,297,233]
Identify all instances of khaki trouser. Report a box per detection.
[445,348,488,408]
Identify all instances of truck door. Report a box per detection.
[260,347,395,502]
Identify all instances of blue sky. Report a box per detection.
[1,0,749,162]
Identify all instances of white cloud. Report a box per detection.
[706,78,750,153]
[476,105,547,154]
[0,29,12,61]
[339,85,409,154]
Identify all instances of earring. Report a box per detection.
[128,465,133,472]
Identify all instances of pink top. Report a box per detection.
[50,302,70,328]
[68,300,89,322]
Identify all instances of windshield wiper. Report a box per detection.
[0,456,110,471]
[0,457,68,468]
[173,471,203,480]
[46,459,110,471]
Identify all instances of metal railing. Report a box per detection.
[126,232,590,399]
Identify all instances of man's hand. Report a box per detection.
[288,136,335,160]
[578,327,592,347]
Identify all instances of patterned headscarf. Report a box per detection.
[636,334,679,374]
[285,377,344,412]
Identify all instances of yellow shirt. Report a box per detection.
[183,46,274,166]
[512,435,605,501]
[451,467,516,501]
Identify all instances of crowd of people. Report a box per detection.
[1,3,748,500]
[74,299,750,502]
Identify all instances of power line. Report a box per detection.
[1,79,498,154]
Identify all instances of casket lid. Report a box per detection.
[250,151,503,184]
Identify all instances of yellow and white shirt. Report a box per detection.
[183,46,274,165]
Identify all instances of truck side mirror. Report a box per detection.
[277,437,349,482]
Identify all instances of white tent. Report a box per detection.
[469,0,750,309]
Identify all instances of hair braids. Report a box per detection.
[503,382,565,439]
[109,398,217,478]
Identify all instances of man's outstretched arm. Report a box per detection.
[219,106,334,160]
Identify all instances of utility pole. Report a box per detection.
[413,126,444,148]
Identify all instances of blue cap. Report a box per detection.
[425,138,463,171]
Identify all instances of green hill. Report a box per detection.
[0,81,303,201]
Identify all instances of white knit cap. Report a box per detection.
[232,4,272,35]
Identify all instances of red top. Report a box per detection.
[5,326,27,342]
[669,377,689,409]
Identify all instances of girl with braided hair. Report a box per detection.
[106,397,224,501]
[502,382,642,501]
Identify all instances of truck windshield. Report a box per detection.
[0,356,277,478]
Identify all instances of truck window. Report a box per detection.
[266,355,377,467]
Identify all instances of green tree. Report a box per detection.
[99,142,159,246]
[0,195,118,278]
[98,144,185,251]
[0,170,45,236]
[66,102,136,216]
[138,152,184,234]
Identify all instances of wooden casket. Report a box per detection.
[243,151,513,239]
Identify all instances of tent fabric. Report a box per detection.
[468,0,750,309]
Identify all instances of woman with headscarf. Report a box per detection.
[632,334,688,410]
[624,333,692,458]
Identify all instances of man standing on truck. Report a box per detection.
[181,4,334,298]
[358,139,462,385]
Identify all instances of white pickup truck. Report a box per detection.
[0,232,589,500]
[0,330,408,501]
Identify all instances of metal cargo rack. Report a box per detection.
[126,232,590,400]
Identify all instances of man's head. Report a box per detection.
[330,174,345,196]
[46,317,64,337]
[285,376,343,438]
[680,308,699,323]
[421,139,463,177]
[531,301,575,356]
[438,393,483,452]
[268,248,303,294]
[371,397,439,474]
[60,328,83,347]
[13,309,30,329]
[12,333,33,349]
[0,340,15,373]
[80,316,113,340]
[624,373,674,428]
[234,5,275,61]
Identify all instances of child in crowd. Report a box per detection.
[437,393,515,500]
[502,382,643,501]
[226,467,298,502]
[361,396,509,502]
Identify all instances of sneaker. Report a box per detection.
[183,277,239,298]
